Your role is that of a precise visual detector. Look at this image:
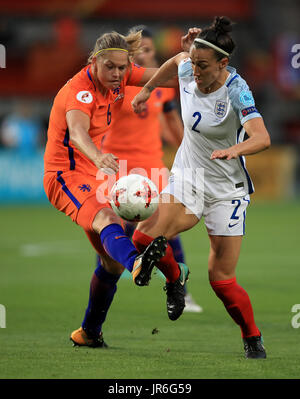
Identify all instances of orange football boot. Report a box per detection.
[70,327,108,348]
[132,236,167,286]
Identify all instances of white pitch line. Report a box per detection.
[20,240,85,257]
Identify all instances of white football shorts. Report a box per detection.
[161,173,250,236]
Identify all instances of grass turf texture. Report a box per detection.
[0,201,300,379]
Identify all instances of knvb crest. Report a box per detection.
[78,184,92,192]
[214,100,227,118]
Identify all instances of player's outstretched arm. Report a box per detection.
[66,109,119,172]
[210,117,271,161]
[131,52,188,114]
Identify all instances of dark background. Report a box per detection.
[0,0,299,200]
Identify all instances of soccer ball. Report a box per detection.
[109,174,159,222]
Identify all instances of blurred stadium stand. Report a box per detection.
[0,0,299,203]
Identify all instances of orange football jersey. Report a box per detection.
[101,85,176,171]
[44,63,145,176]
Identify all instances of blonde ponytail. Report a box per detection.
[124,30,142,60]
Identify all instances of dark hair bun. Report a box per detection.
[197,15,235,58]
[212,16,233,35]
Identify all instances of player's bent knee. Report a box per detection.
[136,217,174,238]
[92,208,121,234]
[136,202,197,239]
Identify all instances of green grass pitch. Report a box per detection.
[0,200,300,379]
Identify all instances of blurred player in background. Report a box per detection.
[0,101,43,154]
[132,17,271,359]
[98,25,202,313]
[43,30,189,348]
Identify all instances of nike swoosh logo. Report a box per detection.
[228,222,239,228]
[115,235,127,239]
[180,267,186,286]
[184,87,192,94]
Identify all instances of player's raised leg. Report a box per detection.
[133,193,198,320]
[208,235,266,359]
[70,205,167,347]
[92,207,167,276]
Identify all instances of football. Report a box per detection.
[109,174,159,222]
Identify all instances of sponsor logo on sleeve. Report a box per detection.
[239,90,254,106]
[76,91,93,104]
[241,106,258,117]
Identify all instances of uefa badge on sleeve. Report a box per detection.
[239,90,254,106]
[76,91,93,104]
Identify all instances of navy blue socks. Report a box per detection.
[82,260,121,337]
[168,235,185,264]
[100,223,138,273]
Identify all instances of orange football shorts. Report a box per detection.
[43,170,112,232]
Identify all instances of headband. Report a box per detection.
[93,48,128,57]
[194,38,229,57]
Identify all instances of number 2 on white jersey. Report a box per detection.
[192,112,201,133]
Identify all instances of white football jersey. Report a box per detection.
[172,58,262,201]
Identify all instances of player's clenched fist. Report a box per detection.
[181,27,202,52]
[131,87,151,114]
